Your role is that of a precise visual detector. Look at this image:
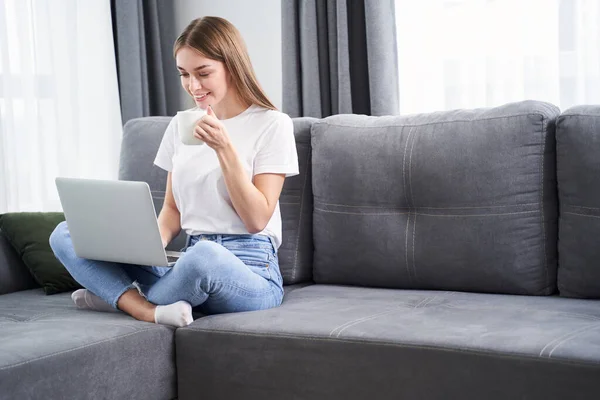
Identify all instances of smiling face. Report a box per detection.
[176,46,232,110]
[173,17,276,116]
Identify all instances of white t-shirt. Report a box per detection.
[153,104,299,249]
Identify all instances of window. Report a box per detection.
[395,0,600,114]
[0,0,122,212]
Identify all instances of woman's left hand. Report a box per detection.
[194,105,231,151]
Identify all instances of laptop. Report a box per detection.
[55,177,182,267]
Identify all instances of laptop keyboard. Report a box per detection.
[167,255,180,263]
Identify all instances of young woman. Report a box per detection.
[50,16,298,327]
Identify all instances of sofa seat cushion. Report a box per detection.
[0,289,176,400]
[176,284,600,400]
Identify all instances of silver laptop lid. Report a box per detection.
[55,177,170,267]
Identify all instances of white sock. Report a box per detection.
[154,301,194,327]
[71,289,118,313]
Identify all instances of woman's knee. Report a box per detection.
[175,241,224,277]
[185,240,224,259]
[49,221,70,255]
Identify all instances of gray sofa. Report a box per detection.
[2,100,600,399]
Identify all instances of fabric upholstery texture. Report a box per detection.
[556,106,600,298]
[0,213,81,294]
[0,229,38,295]
[0,289,176,400]
[311,100,560,295]
[176,284,600,400]
[277,118,317,284]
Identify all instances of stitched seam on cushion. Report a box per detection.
[328,297,432,337]
[314,208,537,217]
[564,212,600,219]
[403,126,414,284]
[333,300,425,338]
[327,293,445,338]
[318,113,552,129]
[402,126,413,208]
[539,115,550,292]
[440,304,600,322]
[548,324,600,357]
[0,327,164,371]
[539,323,600,357]
[415,211,538,217]
[12,310,73,322]
[314,201,539,210]
[405,212,412,283]
[292,151,311,282]
[415,203,539,209]
[567,205,600,211]
[26,319,141,330]
[315,208,409,216]
[558,113,600,118]
[413,214,417,283]
[329,309,405,338]
[181,328,600,367]
[409,128,418,283]
[27,312,70,322]
[408,127,417,208]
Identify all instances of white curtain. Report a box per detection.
[395,0,600,114]
[0,0,122,213]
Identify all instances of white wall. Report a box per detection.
[173,0,282,110]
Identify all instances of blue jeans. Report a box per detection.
[49,221,284,315]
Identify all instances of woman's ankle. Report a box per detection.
[116,288,157,323]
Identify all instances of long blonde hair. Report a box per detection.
[174,17,277,111]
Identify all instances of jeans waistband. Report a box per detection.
[185,233,276,251]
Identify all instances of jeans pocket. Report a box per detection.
[243,260,273,281]
[221,235,274,251]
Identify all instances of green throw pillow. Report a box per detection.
[0,212,82,294]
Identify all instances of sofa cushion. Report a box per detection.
[311,100,560,295]
[0,229,38,295]
[176,285,600,399]
[0,213,81,294]
[120,116,316,284]
[277,118,317,284]
[0,289,176,400]
[556,106,600,298]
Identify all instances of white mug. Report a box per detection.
[177,109,207,145]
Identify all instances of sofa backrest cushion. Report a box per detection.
[556,106,600,298]
[119,116,316,285]
[311,100,559,295]
[278,118,317,284]
[0,229,39,295]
